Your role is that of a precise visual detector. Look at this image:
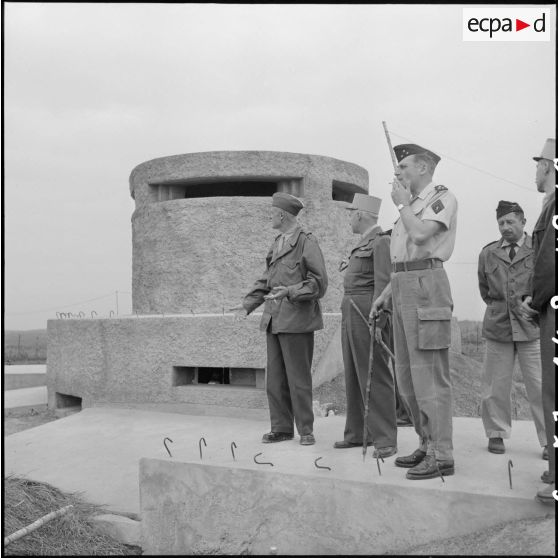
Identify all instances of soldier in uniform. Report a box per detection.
[333,193,397,458]
[520,138,556,504]
[371,143,458,480]
[235,192,328,446]
[478,201,546,456]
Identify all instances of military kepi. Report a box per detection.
[346,193,382,217]
[496,200,523,219]
[393,143,441,165]
[533,138,555,162]
[272,192,304,216]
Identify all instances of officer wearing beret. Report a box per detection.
[520,138,556,504]
[237,192,328,446]
[333,194,398,458]
[478,201,546,457]
[371,144,458,480]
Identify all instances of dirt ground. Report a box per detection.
[4,407,58,436]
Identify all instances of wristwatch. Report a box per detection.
[397,203,406,211]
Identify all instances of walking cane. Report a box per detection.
[349,300,394,361]
[362,312,377,462]
[349,299,395,462]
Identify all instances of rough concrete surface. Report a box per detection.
[139,458,554,555]
[46,313,341,411]
[130,151,368,315]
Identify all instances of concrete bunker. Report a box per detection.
[47,151,369,415]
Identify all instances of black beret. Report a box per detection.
[393,143,441,165]
[496,200,523,219]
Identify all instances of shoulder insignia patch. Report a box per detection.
[431,199,444,214]
[435,185,448,192]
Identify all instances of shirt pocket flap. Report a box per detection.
[417,306,452,321]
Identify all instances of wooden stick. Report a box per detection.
[382,121,398,172]
[4,504,73,546]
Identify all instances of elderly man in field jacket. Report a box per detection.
[478,200,546,456]
[238,192,328,446]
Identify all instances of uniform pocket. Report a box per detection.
[417,306,452,350]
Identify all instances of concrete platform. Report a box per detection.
[4,407,553,521]
[4,386,48,409]
[3,364,46,391]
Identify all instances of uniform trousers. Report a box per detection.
[340,293,397,448]
[391,268,454,461]
[540,306,555,482]
[265,331,314,436]
[481,338,546,445]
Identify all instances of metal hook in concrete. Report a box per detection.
[253,453,273,467]
[78,311,85,318]
[109,310,115,318]
[67,312,74,319]
[508,460,513,489]
[376,455,384,476]
[231,442,237,461]
[314,457,331,471]
[199,437,206,460]
[91,311,97,318]
[435,462,445,483]
[163,437,173,457]
[56,312,61,319]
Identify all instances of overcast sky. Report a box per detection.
[4,3,556,330]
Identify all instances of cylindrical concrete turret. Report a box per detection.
[129,151,369,315]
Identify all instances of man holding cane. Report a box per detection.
[371,143,458,480]
[333,193,397,458]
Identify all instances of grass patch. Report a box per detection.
[3,476,141,556]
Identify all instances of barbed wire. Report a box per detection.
[5,291,131,316]
[389,130,535,192]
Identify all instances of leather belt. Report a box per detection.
[392,258,443,273]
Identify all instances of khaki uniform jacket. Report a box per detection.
[478,234,539,342]
[243,227,328,334]
[343,227,391,300]
[530,192,555,311]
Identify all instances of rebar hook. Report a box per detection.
[163,437,173,457]
[508,459,513,489]
[314,457,331,471]
[435,462,445,483]
[253,452,274,467]
[376,455,384,476]
[231,442,237,461]
[199,437,207,460]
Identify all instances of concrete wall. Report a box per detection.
[46,313,341,412]
[139,458,550,555]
